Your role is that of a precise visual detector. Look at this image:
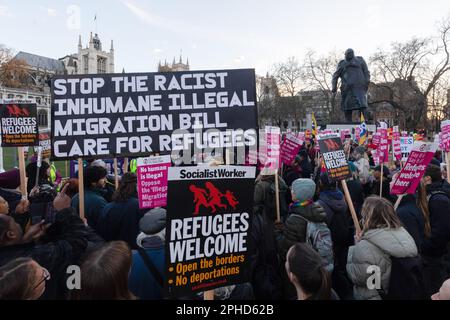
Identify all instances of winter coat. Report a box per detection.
[346,227,418,300]
[276,203,327,299]
[98,197,146,249]
[129,234,165,300]
[317,190,350,248]
[253,175,289,222]
[395,194,425,252]
[422,180,450,258]
[71,188,108,233]
[0,208,104,299]
[277,203,328,258]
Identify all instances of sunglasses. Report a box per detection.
[33,267,51,290]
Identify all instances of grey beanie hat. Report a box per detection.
[139,207,167,235]
[291,178,316,203]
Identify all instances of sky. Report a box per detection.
[1,0,449,75]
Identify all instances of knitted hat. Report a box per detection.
[291,178,316,202]
[139,207,167,235]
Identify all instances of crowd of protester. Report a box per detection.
[0,138,450,300]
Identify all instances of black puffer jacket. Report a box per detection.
[0,208,104,299]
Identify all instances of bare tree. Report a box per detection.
[272,56,303,97]
[369,15,450,130]
[301,50,341,121]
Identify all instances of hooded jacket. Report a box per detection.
[347,227,418,300]
[318,190,350,247]
[129,234,165,300]
[422,180,450,257]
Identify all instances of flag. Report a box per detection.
[358,113,367,145]
[311,112,317,137]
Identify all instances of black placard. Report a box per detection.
[51,69,257,160]
[164,165,255,298]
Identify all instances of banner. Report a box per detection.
[391,142,438,195]
[136,155,171,209]
[441,120,450,152]
[51,70,257,160]
[318,136,351,181]
[400,136,414,162]
[35,129,51,159]
[392,126,401,161]
[0,101,38,147]
[265,126,280,169]
[280,132,302,165]
[164,165,255,297]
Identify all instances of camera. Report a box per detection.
[29,184,57,203]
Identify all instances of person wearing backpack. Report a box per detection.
[347,196,420,300]
[276,178,332,299]
[128,208,166,300]
[317,172,353,300]
[421,164,450,296]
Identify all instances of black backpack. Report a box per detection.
[379,256,427,300]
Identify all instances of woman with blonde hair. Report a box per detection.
[346,196,418,300]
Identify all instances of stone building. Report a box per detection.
[158,56,189,72]
[0,32,115,130]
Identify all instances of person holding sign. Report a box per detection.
[71,165,108,233]
[98,173,146,249]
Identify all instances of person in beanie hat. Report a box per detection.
[276,178,328,299]
[128,208,166,300]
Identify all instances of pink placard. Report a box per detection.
[372,132,381,146]
[391,142,438,195]
[265,126,281,169]
[441,120,450,152]
[281,133,302,165]
[137,155,171,209]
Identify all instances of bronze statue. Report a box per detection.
[332,49,370,122]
